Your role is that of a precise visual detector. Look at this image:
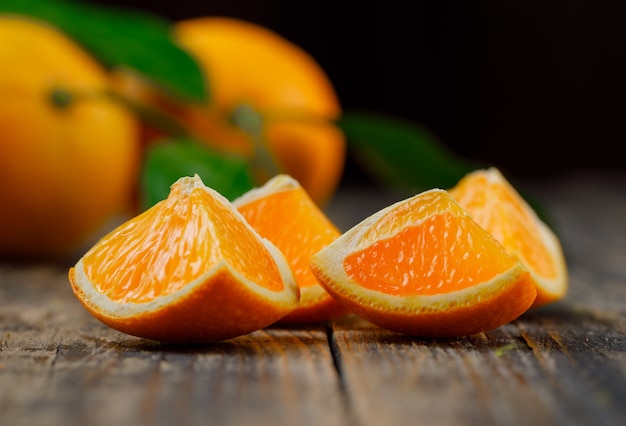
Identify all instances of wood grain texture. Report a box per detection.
[0,267,348,426]
[331,309,626,426]
[1,170,625,426]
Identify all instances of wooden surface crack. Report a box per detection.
[325,323,360,426]
[326,323,345,390]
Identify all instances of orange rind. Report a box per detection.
[0,16,140,257]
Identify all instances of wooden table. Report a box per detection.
[1,170,625,426]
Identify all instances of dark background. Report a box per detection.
[95,0,626,182]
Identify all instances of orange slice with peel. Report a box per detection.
[68,175,299,344]
[233,174,346,324]
[309,189,537,337]
[450,167,568,307]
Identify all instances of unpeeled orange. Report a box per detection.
[69,175,299,344]
[449,167,568,307]
[0,16,141,258]
[112,17,345,205]
[309,189,537,337]
[233,175,346,324]
[173,17,345,204]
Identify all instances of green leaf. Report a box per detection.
[0,0,207,102]
[339,112,556,231]
[140,139,255,210]
[338,111,482,191]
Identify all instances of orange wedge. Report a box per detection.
[68,175,299,344]
[450,168,568,307]
[233,175,346,324]
[309,189,537,337]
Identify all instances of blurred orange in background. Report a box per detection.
[0,16,141,259]
[114,16,346,206]
[0,1,348,260]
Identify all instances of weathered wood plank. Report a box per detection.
[0,266,348,426]
[330,307,626,425]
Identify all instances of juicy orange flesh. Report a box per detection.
[451,176,556,279]
[344,212,518,296]
[83,185,284,303]
[237,188,340,288]
[359,190,457,248]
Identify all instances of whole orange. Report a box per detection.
[113,17,345,205]
[174,17,345,205]
[0,17,141,259]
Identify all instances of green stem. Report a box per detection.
[262,108,338,126]
[94,90,285,184]
[49,87,75,109]
[231,103,283,181]
[105,89,192,139]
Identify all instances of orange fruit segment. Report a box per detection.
[233,175,346,324]
[449,167,568,307]
[69,175,299,344]
[309,189,537,337]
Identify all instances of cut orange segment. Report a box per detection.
[309,189,537,337]
[233,175,346,324]
[450,168,568,307]
[68,175,299,344]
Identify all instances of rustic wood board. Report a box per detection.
[1,170,625,426]
[0,267,348,426]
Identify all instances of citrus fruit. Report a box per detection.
[309,189,537,337]
[113,16,345,205]
[233,174,346,324]
[0,16,140,258]
[449,167,568,307]
[68,175,299,344]
[173,17,345,204]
